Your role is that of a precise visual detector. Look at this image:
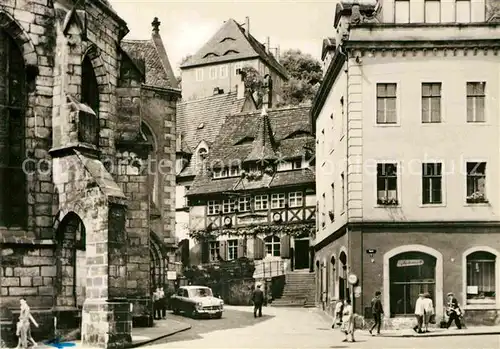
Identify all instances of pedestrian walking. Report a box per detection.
[152,288,161,320]
[369,291,384,336]
[340,299,355,343]
[252,283,264,318]
[422,293,434,333]
[159,287,166,319]
[331,299,344,328]
[446,292,462,329]
[413,293,425,333]
[15,298,38,349]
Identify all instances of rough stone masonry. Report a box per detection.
[0,0,179,348]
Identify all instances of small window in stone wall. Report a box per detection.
[80,56,99,146]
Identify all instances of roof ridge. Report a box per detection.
[177,91,239,105]
[122,39,150,43]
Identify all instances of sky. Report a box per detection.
[108,0,336,74]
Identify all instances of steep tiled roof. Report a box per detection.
[181,19,288,79]
[176,92,249,177]
[209,105,313,163]
[244,107,277,162]
[121,31,178,89]
[187,105,315,196]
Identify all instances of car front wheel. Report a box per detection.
[214,312,222,319]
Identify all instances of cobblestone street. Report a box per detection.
[144,306,500,349]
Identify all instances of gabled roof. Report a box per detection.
[181,19,288,79]
[121,29,178,89]
[176,92,252,177]
[186,105,315,196]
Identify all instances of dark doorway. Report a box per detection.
[294,239,310,269]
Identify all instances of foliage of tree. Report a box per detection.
[240,66,264,106]
[279,49,323,106]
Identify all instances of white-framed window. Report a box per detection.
[209,241,220,261]
[271,193,285,209]
[209,66,217,80]
[456,0,471,23]
[238,196,250,212]
[277,159,303,172]
[377,164,398,205]
[207,200,221,215]
[213,168,228,179]
[229,166,240,177]
[277,161,293,172]
[376,83,397,124]
[219,65,228,78]
[466,162,487,204]
[422,83,441,123]
[422,163,443,205]
[425,0,441,23]
[264,235,280,257]
[227,239,238,260]
[196,68,203,82]
[467,82,485,123]
[254,195,269,211]
[394,0,410,23]
[288,191,303,208]
[466,251,496,304]
[234,62,242,75]
[222,199,235,213]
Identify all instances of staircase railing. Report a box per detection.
[253,260,286,279]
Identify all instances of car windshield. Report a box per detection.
[189,288,213,298]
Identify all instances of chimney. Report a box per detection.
[262,75,273,108]
[213,87,220,95]
[266,37,270,54]
[245,16,250,37]
[152,17,161,34]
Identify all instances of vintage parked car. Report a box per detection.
[170,286,224,319]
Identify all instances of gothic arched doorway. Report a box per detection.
[339,250,347,301]
[149,233,165,291]
[55,212,86,308]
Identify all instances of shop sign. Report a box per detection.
[397,259,424,267]
[354,286,362,298]
[348,273,358,285]
[167,271,177,280]
[237,214,268,225]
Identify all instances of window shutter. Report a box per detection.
[201,241,209,264]
[237,239,245,259]
[219,240,228,261]
[253,238,265,259]
[280,235,291,258]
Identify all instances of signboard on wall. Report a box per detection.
[354,286,361,298]
[167,271,177,280]
[236,214,268,225]
[397,259,424,267]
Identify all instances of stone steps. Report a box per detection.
[272,271,316,308]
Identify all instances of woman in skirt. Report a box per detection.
[340,299,355,342]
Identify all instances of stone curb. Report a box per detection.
[381,330,500,338]
[126,322,192,348]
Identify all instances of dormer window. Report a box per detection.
[213,166,241,179]
[223,50,239,55]
[277,159,303,172]
[197,148,208,167]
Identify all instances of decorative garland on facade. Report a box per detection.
[189,223,315,241]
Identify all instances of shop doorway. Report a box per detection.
[294,239,310,269]
[389,251,436,317]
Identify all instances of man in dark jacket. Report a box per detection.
[369,291,384,335]
[252,284,264,318]
[446,292,462,329]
